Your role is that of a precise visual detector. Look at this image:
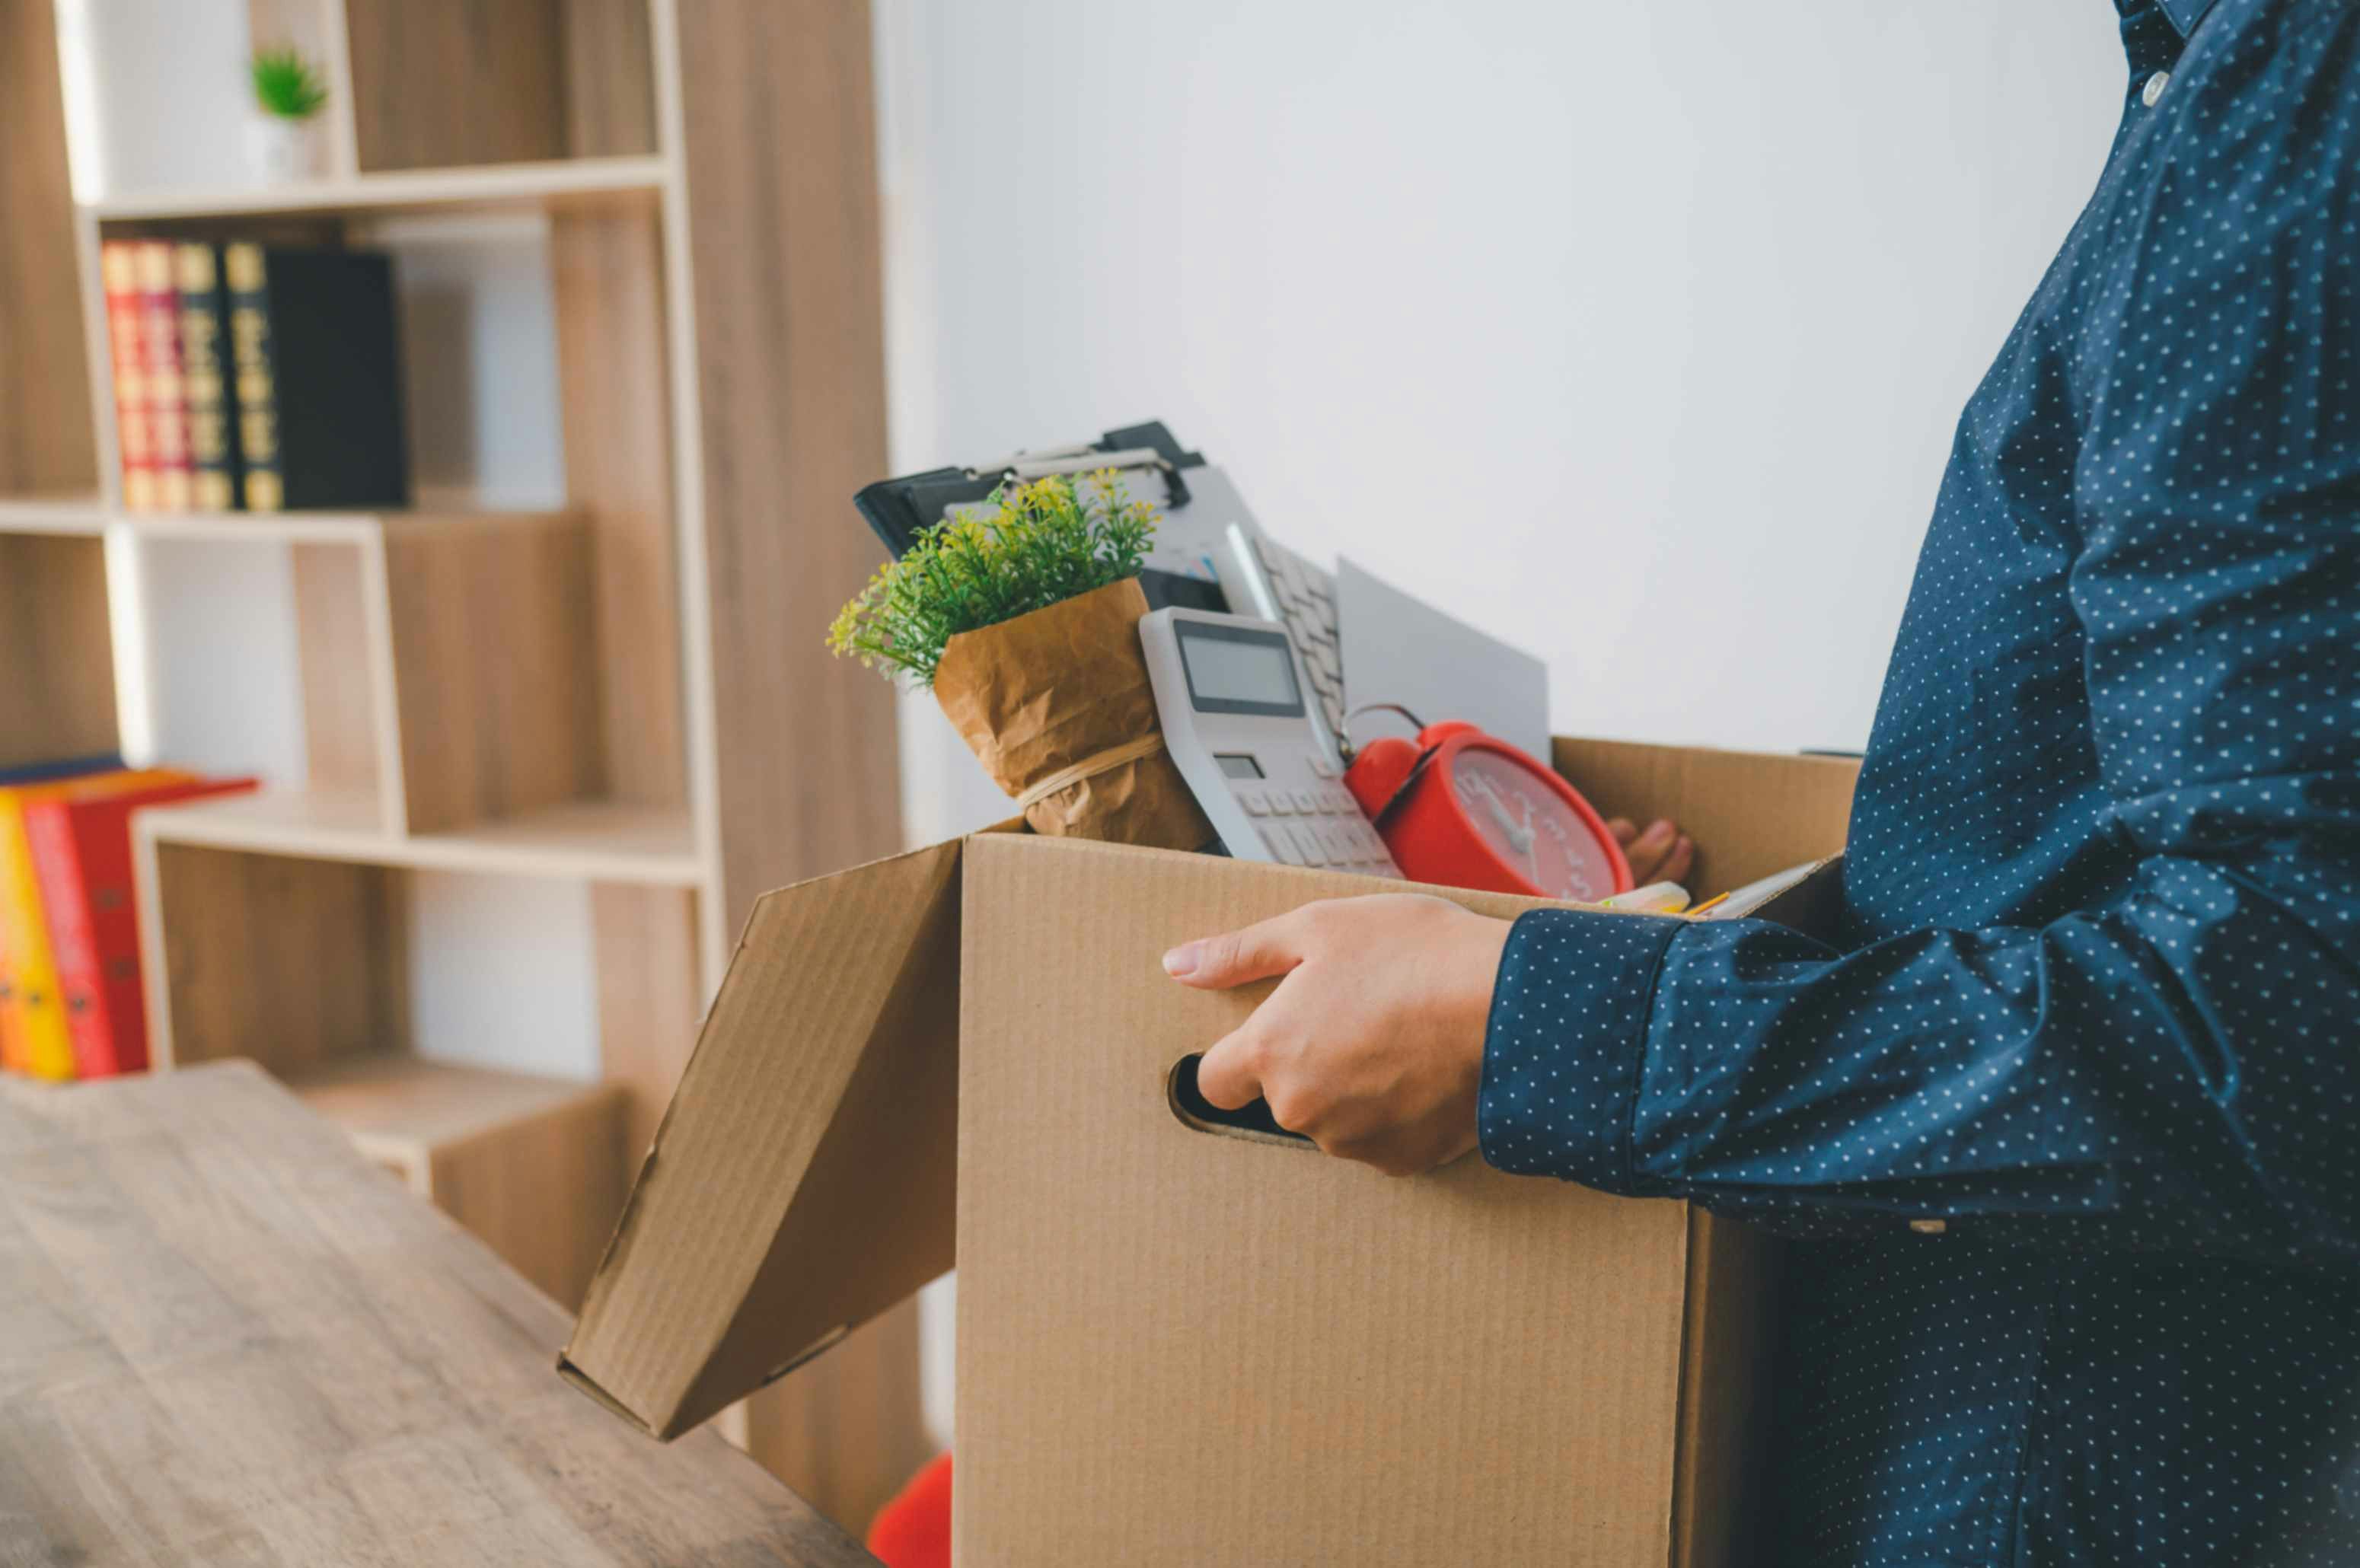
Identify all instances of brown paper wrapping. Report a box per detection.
[933,577,1215,849]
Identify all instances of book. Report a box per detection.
[0,755,124,787]
[225,243,410,512]
[135,241,194,512]
[24,776,257,1077]
[100,242,156,512]
[177,243,244,512]
[0,770,187,1079]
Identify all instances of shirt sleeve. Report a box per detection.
[1481,18,2360,1270]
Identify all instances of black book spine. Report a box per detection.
[247,247,409,512]
[176,243,243,512]
[224,242,284,512]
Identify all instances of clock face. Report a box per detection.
[1449,747,1622,901]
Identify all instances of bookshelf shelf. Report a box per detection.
[0,496,109,536]
[85,155,670,224]
[121,506,563,543]
[138,789,701,885]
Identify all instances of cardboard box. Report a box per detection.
[562,738,1859,1566]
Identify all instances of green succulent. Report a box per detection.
[829,470,1156,687]
[250,46,328,120]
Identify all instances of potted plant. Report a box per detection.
[831,472,1213,849]
[247,46,329,182]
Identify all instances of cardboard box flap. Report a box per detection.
[1552,737,1858,897]
[560,837,964,1439]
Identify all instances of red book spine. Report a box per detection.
[135,240,193,512]
[101,242,157,512]
[21,802,109,1076]
[24,778,258,1077]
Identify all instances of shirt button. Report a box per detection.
[1909,1219,1948,1235]
[2142,70,2170,107]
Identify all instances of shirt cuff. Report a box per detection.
[1478,907,1682,1195]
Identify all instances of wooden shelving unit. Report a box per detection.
[2,0,923,1534]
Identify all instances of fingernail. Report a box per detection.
[1162,944,1198,977]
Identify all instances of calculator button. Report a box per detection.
[1290,789,1321,813]
[1266,792,1293,814]
[1323,785,1356,812]
[1237,788,1269,814]
[1265,827,1304,865]
[1306,751,1338,779]
[1289,824,1329,865]
[1316,821,1354,861]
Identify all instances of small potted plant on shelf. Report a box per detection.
[829,471,1213,850]
[247,45,329,182]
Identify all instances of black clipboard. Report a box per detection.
[851,420,1226,611]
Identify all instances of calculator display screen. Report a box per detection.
[1176,621,1304,717]
[1216,754,1265,779]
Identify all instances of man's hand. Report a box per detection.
[1609,817,1693,886]
[1161,894,1515,1177]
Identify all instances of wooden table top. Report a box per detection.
[0,1060,876,1567]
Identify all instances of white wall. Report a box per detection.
[879,0,2126,841]
[53,0,252,200]
[874,0,2126,1443]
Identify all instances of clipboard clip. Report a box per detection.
[966,446,1191,508]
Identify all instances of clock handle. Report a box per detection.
[1344,736,1424,822]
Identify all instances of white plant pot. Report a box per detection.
[246,116,322,183]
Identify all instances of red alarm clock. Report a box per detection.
[1344,719,1633,902]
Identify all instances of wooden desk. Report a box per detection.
[0,1061,877,1566]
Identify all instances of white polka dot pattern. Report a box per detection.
[1478,2,2360,1561]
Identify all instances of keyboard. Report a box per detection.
[1245,533,1348,752]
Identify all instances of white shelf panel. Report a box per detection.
[0,496,110,536]
[87,155,671,222]
[139,789,704,887]
[120,508,573,545]
[123,512,383,544]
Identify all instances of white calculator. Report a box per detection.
[1138,607,1403,877]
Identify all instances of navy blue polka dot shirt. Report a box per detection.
[1480,2,2360,1561]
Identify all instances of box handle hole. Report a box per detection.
[1167,1054,1316,1150]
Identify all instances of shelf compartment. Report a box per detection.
[130,504,687,855]
[0,533,119,770]
[285,1050,628,1308]
[377,511,604,832]
[87,156,667,223]
[346,0,657,174]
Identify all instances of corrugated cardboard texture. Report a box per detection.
[563,737,1861,1543]
[1555,737,1858,897]
[1673,1212,1785,1568]
[563,837,964,1438]
[958,833,1700,1566]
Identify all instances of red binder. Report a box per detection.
[24,776,257,1076]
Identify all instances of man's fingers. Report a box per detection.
[1194,1028,1265,1111]
[1162,910,1307,990]
[1622,818,1679,883]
